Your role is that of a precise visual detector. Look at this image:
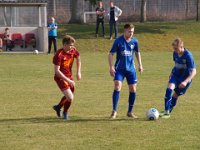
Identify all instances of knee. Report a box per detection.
[114,82,121,91]
[167,83,175,90]
[129,85,136,93]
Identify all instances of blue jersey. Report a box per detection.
[171,49,196,81]
[110,35,139,71]
[48,22,57,36]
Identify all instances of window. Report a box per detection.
[0,6,45,27]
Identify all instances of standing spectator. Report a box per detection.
[4,28,13,51]
[108,1,122,40]
[95,1,105,38]
[48,17,58,54]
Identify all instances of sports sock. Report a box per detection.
[128,92,136,113]
[58,96,67,109]
[170,97,177,113]
[63,100,72,113]
[164,88,173,111]
[112,90,120,112]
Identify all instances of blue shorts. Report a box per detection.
[169,75,192,96]
[114,69,137,85]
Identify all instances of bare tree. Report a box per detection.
[69,0,99,23]
[140,0,147,22]
[197,0,199,21]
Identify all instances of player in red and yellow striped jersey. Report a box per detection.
[53,35,81,120]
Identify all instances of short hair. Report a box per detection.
[172,38,184,47]
[5,28,9,31]
[62,35,76,45]
[51,17,55,21]
[124,24,135,29]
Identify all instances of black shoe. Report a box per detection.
[53,105,61,117]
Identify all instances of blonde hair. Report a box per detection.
[51,17,55,21]
[172,38,184,47]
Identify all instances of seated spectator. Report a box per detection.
[4,28,14,51]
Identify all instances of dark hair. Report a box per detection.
[124,24,135,29]
[5,28,9,31]
[62,35,76,45]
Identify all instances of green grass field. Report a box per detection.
[0,22,200,150]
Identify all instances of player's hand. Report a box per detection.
[109,67,116,77]
[68,80,75,87]
[77,72,81,81]
[179,81,187,89]
[138,65,144,73]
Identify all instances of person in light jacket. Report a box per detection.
[108,1,122,40]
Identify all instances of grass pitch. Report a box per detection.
[0,22,200,150]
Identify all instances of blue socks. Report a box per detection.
[128,92,136,113]
[170,97,177,113]
[112,90,120,112]
[164,88,173,111]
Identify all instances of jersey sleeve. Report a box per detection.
[110,40,119,53]
[187,53,196,71]
[53,52,61,66]
[74,49,80,58]
[134,40,139,52]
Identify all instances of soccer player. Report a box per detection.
[108,24,143,119]
[53,35,81,120]
[160,38,196,119]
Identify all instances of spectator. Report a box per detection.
[108,1,122,40]
[48,17,58,54]
[4,28,13,51]
[95,1,105,38]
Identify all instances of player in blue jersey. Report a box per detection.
[160,38,197,118]
[108,24,143,119]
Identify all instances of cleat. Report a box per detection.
[53,105,61,117]
[63,112,68,120]
[110,111,117,119]
[161,113,171,119]
[160,110,170,119]
[127,112,138,119]
[159,110,165,117]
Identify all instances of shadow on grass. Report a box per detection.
[0,116,148,125]
[57,23,177,40]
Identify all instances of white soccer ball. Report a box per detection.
[34,50,39,55]
[146,108,159,120]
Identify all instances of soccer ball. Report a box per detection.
[34,50,39,55]
[146,108,159,120]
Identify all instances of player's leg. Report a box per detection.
[170,81,192,113]
[126,70,138,118]
[48,36,52,54]
[169,92,179,113]
[160,83,176,118]
[111,70,124,119]
[62,88,74,120]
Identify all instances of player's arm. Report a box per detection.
[54,65,75,87]
[108,53,116,77]
[76,56,81,81]
[135,52,144,73]
[179,68,197,88]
